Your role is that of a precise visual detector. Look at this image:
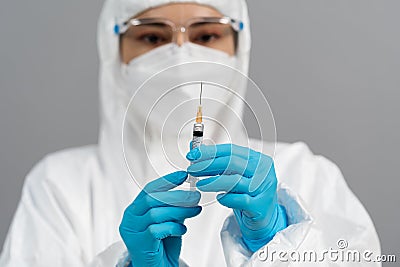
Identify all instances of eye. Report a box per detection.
[189,23,227,45]
[195,33,220,43]
[141,34,166,45]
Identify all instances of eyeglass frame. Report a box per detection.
[113,16,244,37]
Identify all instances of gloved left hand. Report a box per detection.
[119,171,201,267]
[186,144,287,252]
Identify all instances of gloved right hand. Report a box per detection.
[119,171,201,267]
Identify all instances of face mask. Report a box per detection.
[119,42,241,135]
[120,42,238,93]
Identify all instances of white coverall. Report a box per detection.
[0,0,381,266]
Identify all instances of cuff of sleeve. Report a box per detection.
[220,183,313,266]
[88,241,128,267]
[242,204,288,253]
[115,248,190,267]
[116,250,131,267]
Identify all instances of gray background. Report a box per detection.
[0,0,398,263]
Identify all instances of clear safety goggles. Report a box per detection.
[114,16,244,47]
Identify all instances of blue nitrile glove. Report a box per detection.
[119,171,202,267]
[186,144,287,252]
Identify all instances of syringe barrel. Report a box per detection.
[187,123,204,191]
[191,123,204,149]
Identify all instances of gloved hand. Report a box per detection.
[186,144,287,252]
[119,171,202,267]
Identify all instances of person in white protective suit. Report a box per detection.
[0,0,382,266]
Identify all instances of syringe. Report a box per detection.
[187,83,204,191]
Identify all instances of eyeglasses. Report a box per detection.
[114,16,244,52]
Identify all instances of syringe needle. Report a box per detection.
[200,82,203,105]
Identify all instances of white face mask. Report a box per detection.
[120,42,238,94]
[119,42,241,135]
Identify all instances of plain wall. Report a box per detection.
[0,0,398,263]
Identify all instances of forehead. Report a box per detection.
[134,3,223,22]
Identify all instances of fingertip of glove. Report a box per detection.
[187,190,201,202]
[216,193,227,202]
[186,148,201,161]
[197,205,203,213]
[195,178,209,188]
[186,164,202,174]
[190,205,202,217]
[175,170,188,176]
[171,170,188,181]
[180,224,188,234]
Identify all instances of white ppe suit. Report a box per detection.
[0,0,381,266]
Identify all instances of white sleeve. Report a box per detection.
[88,242,128,267]
[88,242,190,267]
[0,159,87,267]
[220,157,382,267]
